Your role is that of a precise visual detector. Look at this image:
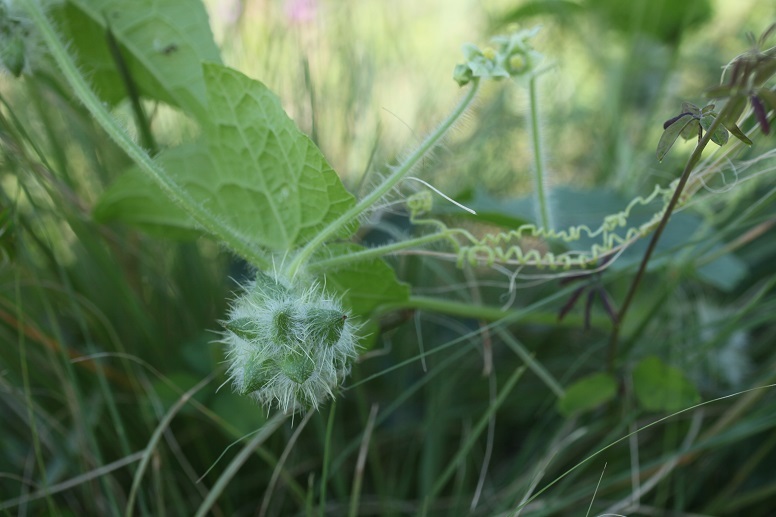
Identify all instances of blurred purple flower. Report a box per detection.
[285,0,317,24]
[216,0,243,25]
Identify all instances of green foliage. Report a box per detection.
[201,63,357,250]
[96,64,357,252]
[585,0,712,44]
[0,1,27,76]
[557,372,617,416]
[92,144,204,239]
[497,0,712,44]
[317,243,411,319]
[657,102,747,162]
[55,0,221,118]
[497,0,583,25]
[633,356,700,412]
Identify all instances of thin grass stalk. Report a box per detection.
[126,373,217,516]
[194,412,289,517]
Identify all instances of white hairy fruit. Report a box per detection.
[222,271,358,413]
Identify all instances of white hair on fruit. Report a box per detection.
[221,271,359,414]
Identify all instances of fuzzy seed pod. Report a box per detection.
[222,271,359,413]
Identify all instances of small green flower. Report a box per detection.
[453,26,542,86]
[482,46,497,61]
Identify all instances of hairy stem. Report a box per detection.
[606,109,728,371]
[305,231,455,273]
[22,1,270,270]
[287,79,481,277]
[529,74,552,230]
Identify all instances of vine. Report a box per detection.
[454,183,677,269]
[400,181,678,270]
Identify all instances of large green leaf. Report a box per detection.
[95,63,357,254]
[55,0,220,119]
[633,356,700,412]
[201,64,356,251]
[93,144,203,239]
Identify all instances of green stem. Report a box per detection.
[194,412,289,517]
[306,231,455,273]
[424,365,525,504]
[319,401,337,517]
[496,327,565,398]
[287,79,481,277]
[529,74,552,230]
[22,1,270,270]
[606,108,729,371]
[105,25,157,155]
[376,295,608,328]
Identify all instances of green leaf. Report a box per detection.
[557,372,617,417]
[696,252,747,292]
[93,144,203,239]
[585,0,712,44]
[314,244,410,352]
[657,114,695,161]
[96,64,357,254]
[700,114,729,146]
[55,0,221,119]
[721,94,748,127]
[319,244,411,320]
[681,102,701,117]
[680,119,701,141]
[498,0,583,24]
[722,121,753,146]
[201,63,356,251]
[633,356,700,412]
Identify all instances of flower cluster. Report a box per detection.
[222,271,358,413]
[453,26,542,86]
